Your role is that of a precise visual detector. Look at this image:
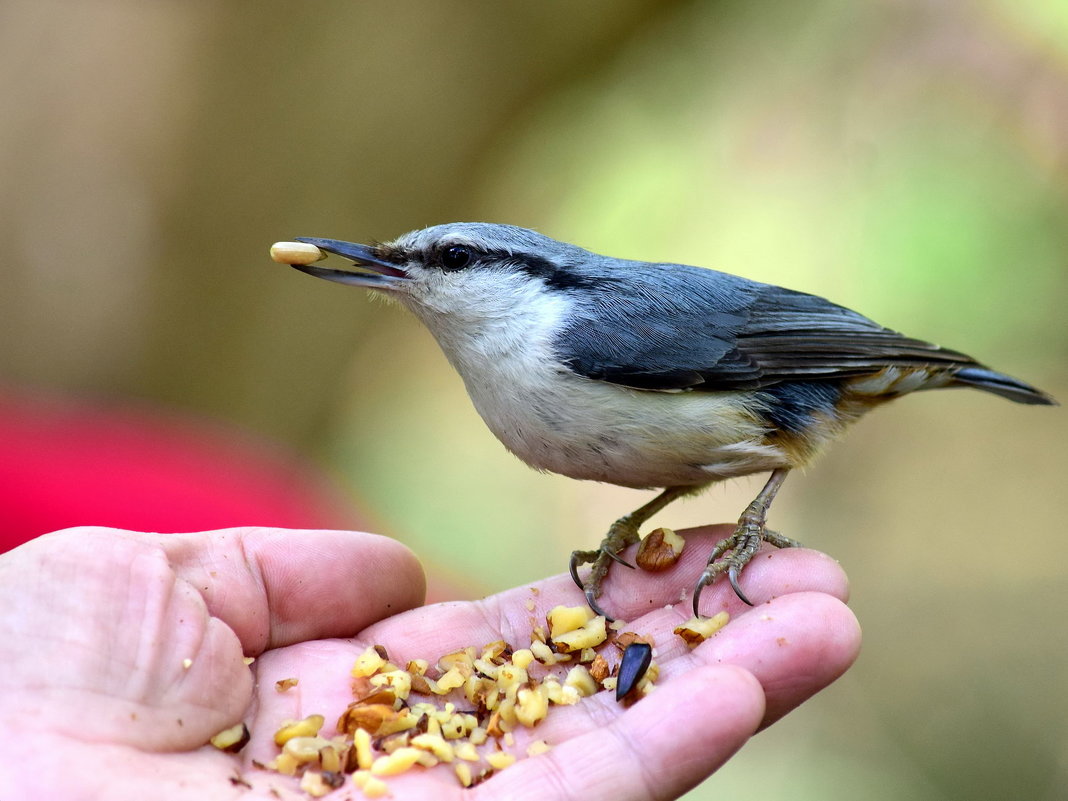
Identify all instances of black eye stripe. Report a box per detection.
[430,246,605,289]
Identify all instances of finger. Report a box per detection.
[591,591,859,730]
[472,664,765,801]
[163,528,425,653]
[503,590,857,742]
[593,524,851,618]
[688,590,861,728]
[360,534,847,666]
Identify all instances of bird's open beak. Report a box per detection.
[290,237,409,289]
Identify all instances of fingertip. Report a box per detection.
[285,528,427,606]
[757,592,860,728]
[249,528,427,644]
[671,662,767,734]
[696,591,862,728]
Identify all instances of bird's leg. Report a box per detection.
[692,468,801,615]
[570,485,694,620]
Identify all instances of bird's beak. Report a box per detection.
[290,237,409,289]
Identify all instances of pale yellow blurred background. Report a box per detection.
[2,1,1066,798]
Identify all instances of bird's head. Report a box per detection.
[291,223,604,325]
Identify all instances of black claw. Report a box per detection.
[606,549,635,569]
[568,552,584,590]
[616,642,653,702]
[728,566,754,606]
[584,588,613,622]
[692,578,708,618]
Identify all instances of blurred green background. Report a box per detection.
[2,1,1066,798]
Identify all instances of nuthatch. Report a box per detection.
[279,223,1055,618]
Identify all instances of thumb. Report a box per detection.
[162,527,426,654]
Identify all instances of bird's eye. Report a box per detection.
[440,245,472,271]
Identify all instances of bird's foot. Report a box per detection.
[692,518,802,615]
[569,518,640,621]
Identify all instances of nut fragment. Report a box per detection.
[543,677,581,706]
[589,654,610,683]
[439,712,471,740]
[269,751,301,776]
[435,666,466,693]
[480,640,511,664]
[370,746,423,776]
[341,703,419,738]
[352,771,390,798]
[337,703,395,736]
[299,770,339,798]
[274,715,325,746]
[515,685,550,727]
[319,744,342,773]
[455,762,474,787]
[531,640,569,665]
[411,732,455,762]
[635,527,686,571]
[551,615,607,653]
[526,740,551,757]
[486,751,516,770]
[472,658,500,678]
[454,741,480,762]
[353,687,398,707]
[613,631,654,652]
[674,611,730,646]
[352,727,374,770]
[410,673,435,695]
[510,648,535,669]
[284,736,329,765]
[261,623,663,795]
[547,605,594,639]
[485,707,506,738]
[209,722,250,753]
[407,658,429,675]
[275,677,299,692]
[563,665,598,697]
[369,668,413,700]
[495,664,528,691]
[270,241,326,265]
[438,649,476,675]
[352,645,389,677]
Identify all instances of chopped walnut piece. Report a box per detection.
[635,527,685,571]
[674,611,730,646]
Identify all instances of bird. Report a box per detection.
[277,222,1055,619]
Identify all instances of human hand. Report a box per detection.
[0,525,859,800]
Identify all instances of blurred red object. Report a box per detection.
[0,390,360,552]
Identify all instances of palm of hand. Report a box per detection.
[0,526,858,800]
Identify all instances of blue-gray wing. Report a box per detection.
[554,261,976,391]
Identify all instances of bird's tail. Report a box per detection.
[951,366,1056,406]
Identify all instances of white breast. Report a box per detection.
[401,275,789,489]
